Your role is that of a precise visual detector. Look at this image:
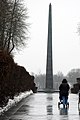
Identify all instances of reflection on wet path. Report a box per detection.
[0,93,80,120]
[47,105,53,115]
[46,94,53,115]
[59,108,68,115]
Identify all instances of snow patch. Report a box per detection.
[0,90,33,115]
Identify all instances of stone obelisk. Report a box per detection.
[46,3,53,90]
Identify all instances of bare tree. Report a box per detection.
[0,0,28,54]
[67,69,80,85]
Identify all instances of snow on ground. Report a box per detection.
[0,90,33,115]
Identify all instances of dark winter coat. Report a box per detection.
[59,83,70,96]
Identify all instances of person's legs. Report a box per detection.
[62,96,69,108]
[62,96,66,108]
[65,96,68,104]
[65,96,69,108]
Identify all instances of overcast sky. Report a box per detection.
[14,0,80,76]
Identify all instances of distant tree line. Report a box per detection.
[34,69,80,90]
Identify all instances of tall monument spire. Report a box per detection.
[46,3,53,89]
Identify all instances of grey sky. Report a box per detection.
[15,0,80,75]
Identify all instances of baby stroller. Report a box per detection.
[58,95,69,109]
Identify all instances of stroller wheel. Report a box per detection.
[66,102,69,109]
[67,102,69,108]
[58,102,60,109]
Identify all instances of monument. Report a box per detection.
[46,3,53,90]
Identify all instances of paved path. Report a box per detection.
[0,93,80,120]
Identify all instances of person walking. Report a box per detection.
[59,79,70,108]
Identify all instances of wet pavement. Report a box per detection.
[0,92,80,120]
